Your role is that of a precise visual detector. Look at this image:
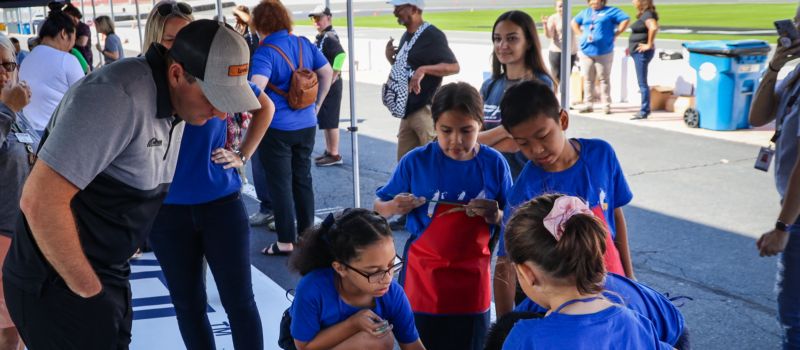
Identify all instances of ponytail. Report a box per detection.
[39,3,76,40]
[289,208,393,276]
[505,194,607,294]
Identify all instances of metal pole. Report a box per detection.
[81,0,86,19]
[560,0,571,110]
[134,0,143,52]
[346,0,360,208]
[325,0,331,10]
[109,0,115,25]
[216,0,223,22]
[91,0,103,66]
[29,7,35,35]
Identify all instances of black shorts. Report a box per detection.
[5,277,132,349]
[317,79,343,130]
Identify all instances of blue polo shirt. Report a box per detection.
[573,6,629,56]
[515,273,685,345]
[165,82,262,205]
[250,30,328,131]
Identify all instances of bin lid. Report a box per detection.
[682,40,771,57]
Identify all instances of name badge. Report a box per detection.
[14,132,33,144]
[755,147,775,172]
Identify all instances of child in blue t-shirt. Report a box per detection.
[493,80,634,317]
[502,194,672,350]
[515,272,689,349]
[287,208,424,350]
[374,82,512,350]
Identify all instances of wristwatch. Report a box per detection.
[776,220,790,232]
[235,150,248,165]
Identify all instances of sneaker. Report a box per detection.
[577,105,594,113]
[603,106,612,115]
[249,211,274,226]
[314,151,330,162]
[630,113,648,120]
[315,153,343,167]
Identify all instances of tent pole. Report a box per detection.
[134,0,142,52]
[216,0,222,22]
[91,0,102,66]
[345,0,360,208]
[560,0,571,110]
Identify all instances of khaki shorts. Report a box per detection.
[397,105,436,160]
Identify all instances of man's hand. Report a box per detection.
[771,39,800,71]
[0,81,30,113]
[757,229,790,257]
[385,38,397,64]
[409,67,425,95]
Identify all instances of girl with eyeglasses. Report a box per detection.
[287,208,425,350]
[375,82,512,350]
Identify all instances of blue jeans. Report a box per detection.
[779,222,800,349]
[251,148,273,214]
[631,49,655,115]
[149,193,263,350]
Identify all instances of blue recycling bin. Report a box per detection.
[22,23,31,35]
[682,40,771,130]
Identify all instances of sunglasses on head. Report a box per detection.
[156,2,193,17]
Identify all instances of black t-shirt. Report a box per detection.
[315,26,345,66]
[629,10,657,51]
[397,24,457,116]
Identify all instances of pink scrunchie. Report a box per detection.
[543,196,594,241]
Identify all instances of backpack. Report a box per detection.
[266,37,319,110]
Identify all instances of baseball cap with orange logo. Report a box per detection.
[169,19,260,113]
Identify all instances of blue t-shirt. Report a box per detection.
[502,304,672,350]
[573,6,630,56]
[515,273,685,345]
[104,33,124,64]
[250,30,328,131]
[497,138,632,256]
[290,268,420,344]
[375,142,512,238]
[165,82,261,205]
[480,73,554,131]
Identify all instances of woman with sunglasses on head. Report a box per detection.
[250,0,333,256]
[142,0,194,51]
[19,3,82,137]
[0,32,32,350]
[143,3,275,349]
[571,0,629,115]
[287,208,425,350]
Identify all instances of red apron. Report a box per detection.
[591,206,624,275]
[403,203,492,315]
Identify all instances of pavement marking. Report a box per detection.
[130,253,291,349]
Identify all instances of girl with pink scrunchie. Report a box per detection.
[500,194,673,350]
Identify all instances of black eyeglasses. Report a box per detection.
[156,2,193,17]
[343,256,403,284]
[0,61,17,72]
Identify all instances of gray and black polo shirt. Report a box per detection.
[4,44,185,292]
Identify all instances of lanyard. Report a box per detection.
[552,296,602,314]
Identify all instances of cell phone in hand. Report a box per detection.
[775,19,799,47]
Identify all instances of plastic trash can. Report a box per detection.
[682,40,771,130]
[21,23,31,35]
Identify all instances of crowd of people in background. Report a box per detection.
[1,0,797,349]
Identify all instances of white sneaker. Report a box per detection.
[249,211,274,226]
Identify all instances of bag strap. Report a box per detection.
[297,36,305,70]
[265,44,296,71]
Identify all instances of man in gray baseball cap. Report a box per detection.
[3,19,257,349]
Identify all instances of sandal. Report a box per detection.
[261,242,292,256]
